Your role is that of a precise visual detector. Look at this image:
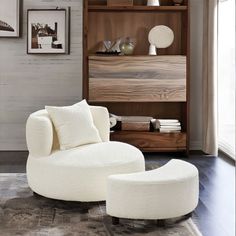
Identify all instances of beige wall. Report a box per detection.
[0,0,203,150]
[189,0,203,150]
[0,0,83,150]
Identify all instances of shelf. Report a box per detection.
[110,131,187,152]
[88,54,186,58]
[88,6,188,12]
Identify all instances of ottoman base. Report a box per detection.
[107,159,199,221]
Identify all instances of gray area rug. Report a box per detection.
[0,171,202,236]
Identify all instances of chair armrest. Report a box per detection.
[90,106,110,142]
[26,110,53,157]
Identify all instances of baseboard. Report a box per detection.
[0,151,28,164]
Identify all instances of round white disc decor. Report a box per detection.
[148,25,174,48]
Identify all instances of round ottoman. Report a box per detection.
[27,141,145,202]
[106,159,199,222]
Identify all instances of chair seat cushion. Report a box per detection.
[27,141,145,202]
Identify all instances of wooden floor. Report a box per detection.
[0,151,235,236]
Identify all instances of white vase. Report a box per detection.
[147,0,160,6]
[149,44,157,55]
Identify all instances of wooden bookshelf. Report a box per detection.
[83,0,190,154]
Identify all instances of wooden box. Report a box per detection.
[122,122,150,131]
[107,0,133,7]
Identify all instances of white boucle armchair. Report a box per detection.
[26,106,145,202]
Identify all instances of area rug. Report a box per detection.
[0,173,202,236]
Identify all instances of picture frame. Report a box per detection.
[27,9,70,54]
[0,0,21,38]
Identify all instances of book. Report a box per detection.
[160,127,181,132]
[159,122,181,127]
[159,130,181,133]
[158,119,179,124]
[151,119,181,130]
[159,125,181,129]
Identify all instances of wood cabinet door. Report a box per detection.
[89,55,186,102]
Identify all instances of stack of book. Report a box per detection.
[153,119,181,133]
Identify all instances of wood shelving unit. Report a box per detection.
[83,0,190,154]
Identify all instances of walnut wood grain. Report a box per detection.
[107,0,133,7]
[110,131,187,151]
[88,11,183,55]
[89,56,186,102]
[90,78,186,102]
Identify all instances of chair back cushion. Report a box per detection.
[26,105,110,157]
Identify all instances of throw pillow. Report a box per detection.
[45,100,102,150]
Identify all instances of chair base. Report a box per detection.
[112,217,120,225]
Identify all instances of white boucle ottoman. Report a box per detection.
[106,159,199,224]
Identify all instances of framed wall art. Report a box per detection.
[27,9,70,54]
[0,0,20,37]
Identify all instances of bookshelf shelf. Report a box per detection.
[88,6,188,12]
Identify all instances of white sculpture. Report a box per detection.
[147,0,160,6]
[148,25,174,55]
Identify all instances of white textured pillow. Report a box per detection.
[45,100,102,150]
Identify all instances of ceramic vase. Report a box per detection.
[147,0,160,6]
[149,44,157,55]
[119,38,135,55]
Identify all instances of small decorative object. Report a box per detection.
[0,0,20,37]
[96,38,121,55]
[147,0,160,6]
[109,117,117,128]
[27,9,70,54]
[107,0,133,7]
[173,0,183,6]
[148,25,174,55]
[119,37,136,55]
